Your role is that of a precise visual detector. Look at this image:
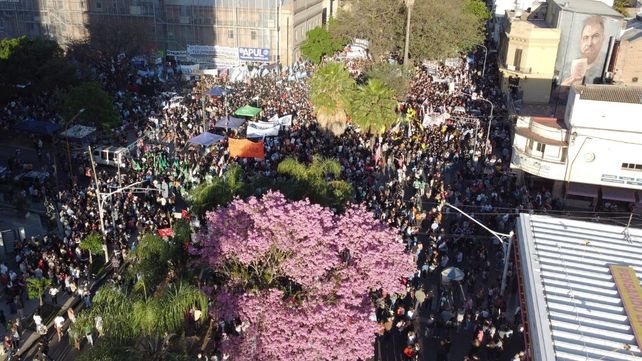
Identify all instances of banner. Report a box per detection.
[247,121,280,138]
[158,228,174,238]
[228,138,265,160]
[423,113,447,127]
[609,265,642,350]
[266,114,279,124]
[239,47,270,62]
[277,114,293,127]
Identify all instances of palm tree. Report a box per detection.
[308,62,356,135]
[70,282,207,358]
[80,232,104,264]
[350,78,399,134]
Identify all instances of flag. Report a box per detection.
[228,138,265,160]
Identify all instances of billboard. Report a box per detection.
[238,47,270,62]
[555,13,622,90]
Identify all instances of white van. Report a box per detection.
[92,146,129,168]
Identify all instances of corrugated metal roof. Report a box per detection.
[574,84,642,104]
[516,214,642,361]
[552,0,624,18]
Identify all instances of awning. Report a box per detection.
[234,105,262,117]
[15,119,60,135]
[188,132,225,147]
[214,116,246,129]
[602,186,639,203]
[567,182,598,198]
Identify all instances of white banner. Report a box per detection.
[266,114,279,124]
[277,114,293,126]
[423,113,446,127]
[247,121,280,138]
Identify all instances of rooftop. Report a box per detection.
[574,84,642,104]
[516,213,642,361]
[552,0,624,18]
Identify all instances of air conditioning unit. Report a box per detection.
[130,6,141,15]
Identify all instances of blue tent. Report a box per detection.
[214,116,246,129]
[15,119,60,135]
[188,132,225,147]
[207,86,226,97]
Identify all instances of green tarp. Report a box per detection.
[234,105,262,117]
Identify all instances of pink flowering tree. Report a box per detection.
[192,191,415,361]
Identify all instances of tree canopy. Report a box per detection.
[63,82,121,129]
[0,36,76,103]
[300,27,348,64]
[308,62,356,135]
[276,156,354,211]
[192,191,415,360]
[349,78,399,133]
[365,62,414,101]
[331,0,489,62]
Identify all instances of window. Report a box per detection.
[251,31,257,40]
[622,163,642,171]
[96,1,101,9]
[513,48,523,69]
[536,142,546,153]
[228,29,234,39]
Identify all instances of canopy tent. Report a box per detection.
[214,116,246,129]
[234,105,262,117]
[15,119,60,135]
[207,86,226,97]
[188,132,225,147]
[59,125,96,140]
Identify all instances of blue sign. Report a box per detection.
[239,47,270,62]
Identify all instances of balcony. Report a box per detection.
[501,63,533,75]
[510,147,567,180]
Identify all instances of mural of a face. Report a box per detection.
[580,17,605,68]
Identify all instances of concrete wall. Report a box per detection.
[612,37,642,85]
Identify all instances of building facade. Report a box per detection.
[498,5,561,104]
[511,84,642,206]
[610,23,642,85]
[0,0,327,67]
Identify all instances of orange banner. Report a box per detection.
[610,265,642,349]
[228,138,265,160]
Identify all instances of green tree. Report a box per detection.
[330,0,407,59]
[300,27,348,63]
[0,36,76,103]
[70,282,206,358]
[308,62,356,135]
[26,277,52,306]
[349,79,399,133]
[613,0,629,16]
[332,0,489,62]
[365,62,413,100]
[129,234,185,295]
[410,0,488,61]
[80,232,104,265]
[276,157,354,211]
[187,164,248,217]
[63,82,120,129]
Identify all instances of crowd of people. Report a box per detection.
[0,39,570,360]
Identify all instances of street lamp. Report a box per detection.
[442,201,514,295]
[403,0,415,69]
[65,108,86,185]
[477,44,488,77]
[457,92,494,154]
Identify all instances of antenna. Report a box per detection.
[622,213,633,243]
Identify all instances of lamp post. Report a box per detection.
[477,44,488,77]
[403,0,415,69]
[64,108,86,185]
[442,202,514,295]
[457,92,494,154]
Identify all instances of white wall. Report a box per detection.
[566,134,642,189]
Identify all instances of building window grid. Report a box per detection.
[536,142,546,153]
[622,163,642,171]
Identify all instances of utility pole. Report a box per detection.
[88,145,110,263]
[403,0,415,69]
